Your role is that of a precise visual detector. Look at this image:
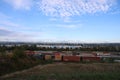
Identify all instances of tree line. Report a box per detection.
[0,44,120,52]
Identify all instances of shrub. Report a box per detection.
[12,47,26,60]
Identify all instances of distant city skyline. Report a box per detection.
[0,0,120,43]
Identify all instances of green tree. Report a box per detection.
[12,47,26,59]
[0,46,6,57]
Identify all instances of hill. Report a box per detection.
[1,63,120,80]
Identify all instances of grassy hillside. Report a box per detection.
[0,47,48,76]
[1,63,120,80]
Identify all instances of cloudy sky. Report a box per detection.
[0,0,120,43]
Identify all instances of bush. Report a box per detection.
[12,47,26,60]
[0,47,41,76]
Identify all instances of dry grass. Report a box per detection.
[1,63,120,80]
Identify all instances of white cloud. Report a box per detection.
[0,20,29,32]
[110,10,120,14]
[0,21,20,27]
[56,24,82,28]
[3,0,117,17]
[0,13,19,28]
[0,28,13,36]
[41,23,82,28]
[0,13,41,41]
[38,0,116,17]
[0,12,11,19]
[0,28,42,42]
[4,0,33,10]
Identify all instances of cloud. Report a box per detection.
[0,28,13,36]
[0,15,37,42]
[110,10,120,14]
[0,21,20,27]
[0,19,28,32]
[0,12,11,19]
[38,0,116,17]
[0,28,37,42]
[56,24,82,28]
[0,13,31,30]
[0,12,20,28]
[3,0,33,10]
[0,12,43,42]
[40,23,82,29]
[3,0,117,17]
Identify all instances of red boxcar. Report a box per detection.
[25,51,35,56]
[63,56,80,62]
[82,57,100,62]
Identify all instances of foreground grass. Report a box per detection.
[1,63,120,80]
[5,72,120,80]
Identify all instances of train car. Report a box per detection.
[82,56,101,62]
[45,55,52,60]
[54,52,62,61]
[63,56,80,62]
[25,51,35,56]
[54,54,62,61]
[33,53,44,60]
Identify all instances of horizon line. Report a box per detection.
[0,40,120,44]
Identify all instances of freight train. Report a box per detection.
[25,51,118,62]
[44,55,101,62]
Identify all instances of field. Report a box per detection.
[1,63,120,80]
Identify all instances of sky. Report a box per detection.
[0,0,120,43]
